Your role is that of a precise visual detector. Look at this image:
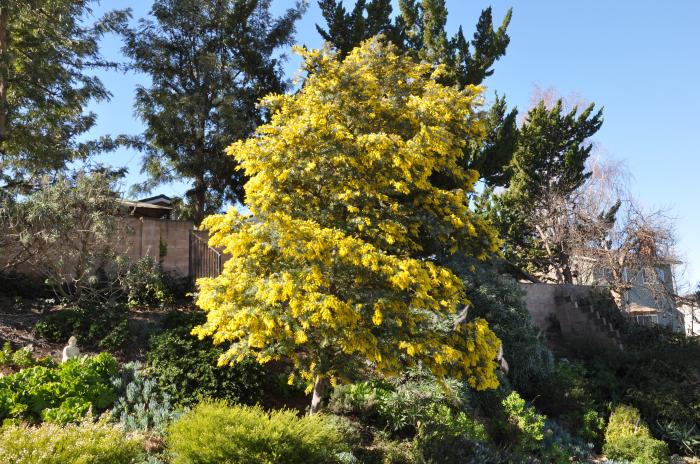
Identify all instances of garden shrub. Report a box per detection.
[0,352,119,425]
[111,361,179,437]
[0,418,144,464]
[329,374,498,463]
[33,299,130,351]
[329,373,478,438]
[501,391,546,454]
[0,342,55,371]
[619,326,700,455]
[120,256,179,308]
[415,413,497,464]
[147,311,265,407]
[603,405,669,464]
[167,401,347,464]
[656,420,700,457]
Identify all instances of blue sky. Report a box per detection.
[84,1,700,287]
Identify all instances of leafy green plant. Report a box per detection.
[329,373,479,440]
[33,299,129,352]
[111,361,179,436]
[329,374,499,463]
[119,256,175,308]
[0,418,144,464]
[657,420,700,457]
[0,353,119,425]
[147,311,265,407]
[501,391,546,453]
[167,401,347,464]
[603,405,670,464]
[0,342,55,371]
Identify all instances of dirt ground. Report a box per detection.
[0,295,170,363]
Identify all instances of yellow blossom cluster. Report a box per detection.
[195,37,501,391]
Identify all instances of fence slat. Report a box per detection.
[189,231,223,280]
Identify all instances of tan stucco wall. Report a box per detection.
[518,282,621,349]
[2,217,195,279]
[125,217,194,277]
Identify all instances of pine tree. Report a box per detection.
[0,1,129,189]
[123,0,306,223]
[489,100,604,281]
[193,39,501,412]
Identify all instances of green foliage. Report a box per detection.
[1,171,125,301]
[657,420,700,457]
[147,311,265,407]
[33,299,130,352]
[120,256,176,308]
[316,0,511,87]
[0,418,144,464]
[604,405,670,464]
[329,374,483,440]
[489,99,604,277]
[619,327,700,453]
[458,260,555,396]
[111,362,179,436]
[167,401,347,464]
[0,353,119,425]
[0,2,129,185]
[316,1,516,187]
[0,342,55,371]
[501,391,546,453]
[123,0,306,222]
[328,374,504,463]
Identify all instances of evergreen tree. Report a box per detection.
[316,0,511,87]
[0,1,129,189]
[123,0,306,223]
[316,0,516,187]
[489,100,604,281]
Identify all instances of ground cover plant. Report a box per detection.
[167,401,347,464]
[0,418,144,464]
[0,353,119,425]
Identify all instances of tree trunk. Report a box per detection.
[561,253,574,284]
[0,6,9,144]
[309,375,329,414]
[192,176,206,225]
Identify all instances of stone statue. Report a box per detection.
[62,336,80,362]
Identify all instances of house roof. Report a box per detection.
[137,194,173,206]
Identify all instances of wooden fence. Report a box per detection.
[189,231,224,280]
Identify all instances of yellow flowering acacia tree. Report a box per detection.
[194,37,501,411]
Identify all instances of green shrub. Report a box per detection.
[328,381,394,422]
[329,374,477,439]
[415,412,496,464]
[111,362,179,436]
[603,405,670,464]
[0,342,55,371]
[0,353,119,425]
[502,391,546,452]
[147,311,265,407]
[120,256,176,308]
[167,401,347,464]
[0,418,144,464]
[329,374,495,463]
[33,299,129,351]
[657,420,700,457]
